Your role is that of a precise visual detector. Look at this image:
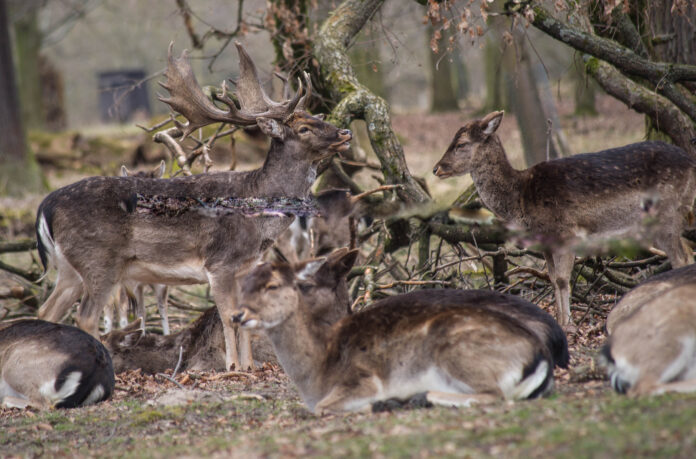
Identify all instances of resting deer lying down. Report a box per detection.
[0,320,114,409]
[102,248,359,373]
[234,260,556,413]
[434,111,696,326]
[104,161,170,335]
[601,264,696,396]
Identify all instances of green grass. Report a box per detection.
[2,390,695,457]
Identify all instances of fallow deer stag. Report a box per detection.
[0,320,114,409]
[601,264,696,396]
[234,259,556,414]
[35,42,352,371]
[433,111,696,326]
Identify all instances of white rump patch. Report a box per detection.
[83,384,105,406]
[40,371,82,404]
[660,335,696,383]
[509,360,550,400]
[37,213,56,271]
[612,356,641,389]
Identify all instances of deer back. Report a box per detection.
[602,265,696,395]
[0,320,114,409]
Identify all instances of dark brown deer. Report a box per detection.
[0,320,114,409]
[601,264,696,396]
[433,111,696,326]
[234,260,557,414]
[102,248,359,374]
[34,42,352,371]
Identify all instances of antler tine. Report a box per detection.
[158,42,257,137]
[296,72,312,112]
[274,72,290,100]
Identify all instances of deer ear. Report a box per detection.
[120,165,130,177]
[314,113,325,121]
[326,248,359,278]
[295,257,327,281]
[481,110,504,136]
[257,117,285,140]
[154,160,166,178]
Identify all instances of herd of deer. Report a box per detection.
[2,43,695,412]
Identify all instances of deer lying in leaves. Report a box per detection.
[234,257,566,414]
[434,111,696,326]
[602,264,696,396]
[0,320,114,409]
[35,42,351,371]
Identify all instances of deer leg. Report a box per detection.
[75,271,119,338]
[116,286,130,329]
[545,250,574,326]
[425,391,497,408]
[134,283,146,327]
[208,274,241,371]
[654,233,694,268]
[238,329,254,371]
[154,284,170,336]
[38,257,83,323]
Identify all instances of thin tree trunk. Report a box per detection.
[0,0,42,196]
[427,25,459,112]
[13,5,43,130]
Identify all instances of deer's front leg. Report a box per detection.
[208,274,241,371]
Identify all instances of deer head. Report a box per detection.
[234,248,357,330]
[158,42,351,167]
[433,110,504,178]
[120,160,166,179]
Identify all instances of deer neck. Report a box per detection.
[264,299,328,408]
[470,136,524,223]
[255,140,316,197]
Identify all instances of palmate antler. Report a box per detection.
[158,41,312,139]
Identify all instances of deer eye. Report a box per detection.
[266,284,279,291]
[456,142,469,149]
[298,126,310,134]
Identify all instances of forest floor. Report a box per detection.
[2,95,696,458]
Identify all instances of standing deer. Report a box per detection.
[234,259,556,414]
[601,264,696,396]
[433,111,696,326]
[103,160,170,335]
[34,42,352,371]
[0,320,114,409]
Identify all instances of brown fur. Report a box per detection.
[434,111,696,325]
[103,248,358,373]
[35,111,351,372]
[602,264,696,396]
[237,261,554,414]
[0,320,114,409]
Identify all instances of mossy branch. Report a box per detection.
[314,0,429,205]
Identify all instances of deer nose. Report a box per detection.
[231,311,246,324]
[433,165,441,175]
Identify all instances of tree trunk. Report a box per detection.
[0,0,42,196]
[13,5,43,130]
[427,25,459,112]
[504,27,563,165]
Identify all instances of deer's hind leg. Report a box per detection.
[75,266,121,337]
[38,253,83,324]
[654,232,694,268]
[545,250,575,326]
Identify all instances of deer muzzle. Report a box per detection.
[330,129,353,152]
[432,164,452,178]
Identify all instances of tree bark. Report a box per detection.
[427,25,459,112]
[13,5,43,129]
[0,0,42,196]
[314,0,429,205]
